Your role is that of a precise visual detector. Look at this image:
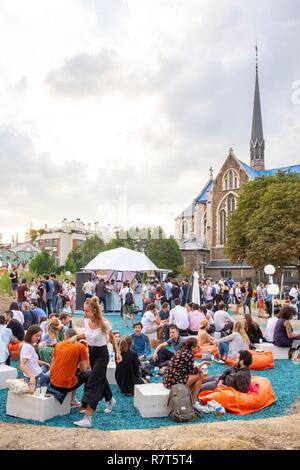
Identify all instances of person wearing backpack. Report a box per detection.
[120,281,136,327]
[163,337,211,409]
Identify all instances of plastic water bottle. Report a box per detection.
[110,352,115,363]
[215,404,223,417]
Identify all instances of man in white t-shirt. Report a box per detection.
[263,313,279,343]
[82,279,94,300]
[214,302,234,333]
[168,298,189,336]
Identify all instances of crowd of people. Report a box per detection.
[1,271,300,428]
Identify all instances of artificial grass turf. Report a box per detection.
[1,314,299,430]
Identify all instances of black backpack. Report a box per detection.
[167,384,199,422]
[125,289,134,305]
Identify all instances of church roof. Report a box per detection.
[262,164,300,176]
[239,160,300,179]
[177,202,194,218]
[195,179,213,203]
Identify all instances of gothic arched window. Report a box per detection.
[219,209,226,245]
[203,213,207,236]
[223,169,239,190]
[182,221,189,239]
[227,194,236,213]
[228,171,234,189]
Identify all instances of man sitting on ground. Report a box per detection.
[159,302,170,321]
[30,301,46,322]
[199,350,252,394]
[59,312,75,329]
[214,302,234,335]
[151,325,186,368]
[49,328,91,406]
[164,298,189,339]
[131,322,151,361]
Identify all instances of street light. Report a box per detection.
[264,264,279,317]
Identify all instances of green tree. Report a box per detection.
[147,235,183,276]
[226,172,300,281]
[30,250,57,275]
[28,228,46,241]
[65,235,106,270]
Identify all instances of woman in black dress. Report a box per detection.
[115,336,144,396]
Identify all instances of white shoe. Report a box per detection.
[194,402,214,413]
[73,416,92,428]
[104,397,116,414]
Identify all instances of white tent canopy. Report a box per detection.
[84,247,161,272]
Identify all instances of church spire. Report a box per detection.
[250,44,265,171]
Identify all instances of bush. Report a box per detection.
[0,273,12,295]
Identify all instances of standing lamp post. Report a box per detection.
[264,265,279,317]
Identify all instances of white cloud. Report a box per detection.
[0,0,299,242]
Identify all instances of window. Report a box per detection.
[182,221,189,239]
[228,171,233,189]
[203,213,207,235]
[227,194,236,213]
[223,169,239,190]
[219,209,226,245]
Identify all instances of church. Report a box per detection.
[175,52,300,281]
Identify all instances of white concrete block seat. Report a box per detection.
[0,364,18,390]
[107,360,117,385]
[134,383,170,418]
[6,391,71,422]
[253,342,289,360]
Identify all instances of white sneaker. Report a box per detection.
[104,397,116,414]
[194,402,214,413]
[73,415,92,428]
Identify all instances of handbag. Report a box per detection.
[6,379,30,394]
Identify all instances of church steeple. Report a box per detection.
[250,44,265,171]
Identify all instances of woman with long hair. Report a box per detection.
[73,297,121,428]
[215,321,250,361]
[243,314,263,345]
[115,336,144,396]
[163,337,211,407]
[20,325,50,391]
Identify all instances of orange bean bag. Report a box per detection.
[199,376,277,415]
[9,341,24,360]
[225,350,275,370]
[194,344,219,358]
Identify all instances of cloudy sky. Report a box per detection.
[0,0,299,242]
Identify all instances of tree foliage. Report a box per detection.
[28,228,46,242]
[226,172,300,278]
[65,235,106,271]
[65,227,183,275]
[30,250,57,275]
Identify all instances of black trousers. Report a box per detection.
[151,347,174,367]
[81,345,112,411]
